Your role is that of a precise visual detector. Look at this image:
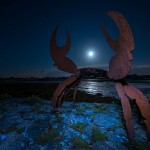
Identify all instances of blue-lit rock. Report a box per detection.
[0,98,149,150]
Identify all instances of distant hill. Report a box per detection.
[0,74,150,81]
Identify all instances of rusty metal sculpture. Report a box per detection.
[50,11,150,141]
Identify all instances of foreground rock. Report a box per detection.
[0,98,149,150]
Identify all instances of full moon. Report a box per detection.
[88,51,94,57]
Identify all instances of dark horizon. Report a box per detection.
[1,73,150,80]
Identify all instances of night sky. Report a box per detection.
[0,0,150,77]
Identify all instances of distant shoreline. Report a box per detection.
[0,74,150,82]
[0,78,150,84]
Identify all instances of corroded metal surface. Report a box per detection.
[50,26,79,76]
[115,82,134,141]
[101,11,134,80]
[51,75,80,108]
[124,85,150,140]
[101,11,134,53]
[50,11,150,141]
[107,53,131,80]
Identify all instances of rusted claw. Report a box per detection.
[101,11,134,53]
[101,11,134,80]
[50,26,79,76]
[50,26,71,61]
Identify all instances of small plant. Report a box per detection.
[16,127,25,133]
[3,123,19,133]
[131,140,146,150]
[29,107,46,114]
[75,107,86,115]
[54,114,63,123]
[91,113,96,122]
[0,128,3,133]
[35,128,62,145]
[71,136,89,148]
[91,126,108,142]
[61,105,68,108]
[84,105,92,110]
[26,95,41,103]
[109,125,124,131]
[93,103,107,113]
[0,93,12,100]
[70,122,86,134]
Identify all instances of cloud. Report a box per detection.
[39,67,71,77]
[77,64,109,70]
[1,64,149,78]
[36,64,150,77]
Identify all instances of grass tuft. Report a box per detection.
[71,136,89,148]
[35,128,62,145]
[93,103,107,113]
[26,95,41,103]
[75,107,86,115]
[2,123,19,133]
[131,140,146,150]
[16,127,25,133]
[0,93,12,100]
[91,126,108,142]
[70,122,87,134]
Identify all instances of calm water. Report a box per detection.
[1,79,149,100]
[78,79,150,100]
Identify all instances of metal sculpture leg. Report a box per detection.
[115,82,134,141]
[124,85,150,140]
[52,75,79,109]
[73,86,78,103]
[73,79,81,102]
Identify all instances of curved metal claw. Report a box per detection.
[50,26,79,76]
[101,11,134,53]
[101,11,134,80]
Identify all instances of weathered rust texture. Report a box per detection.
[50,26,80,76]
[52,75,79,108]
[50,11,150,141]
[101,11,150,141]
[50,27,80,108]
[124,85,150,139]
[107,53,131,80]
[101,11,134,53]
[101,11,134,80]
[115,82,134,141]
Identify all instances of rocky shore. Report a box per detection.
[0,98,149,150]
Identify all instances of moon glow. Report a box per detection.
[88,51,94,57]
